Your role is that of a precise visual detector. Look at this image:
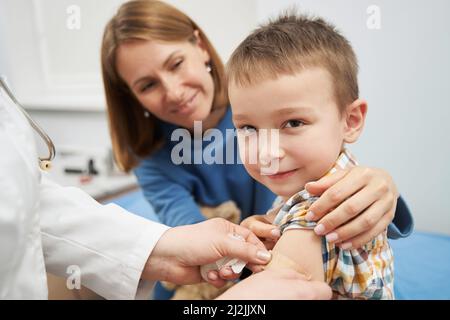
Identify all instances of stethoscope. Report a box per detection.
[0,77,55,171]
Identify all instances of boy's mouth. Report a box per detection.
[263,168,298,180]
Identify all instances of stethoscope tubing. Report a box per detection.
[0,77,55,170]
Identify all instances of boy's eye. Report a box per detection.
[238,125,257,135]
[284,120,305,128]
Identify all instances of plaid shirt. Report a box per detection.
[272,149,394,299]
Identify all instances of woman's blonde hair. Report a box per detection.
[101,0,228,172]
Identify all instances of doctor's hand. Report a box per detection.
[141,218,272,288]
[217,268,332,300]
[305,166,398,249]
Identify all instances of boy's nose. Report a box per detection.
[259,149,283,165]
[258,129,284,170]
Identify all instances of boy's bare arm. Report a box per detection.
[242,211,324,281]
[266,229,324,282]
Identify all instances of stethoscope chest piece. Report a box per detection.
[39,160,52,171]
[1,77,56,171]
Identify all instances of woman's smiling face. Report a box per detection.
[116,36,214,130]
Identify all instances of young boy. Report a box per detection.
[226,12,394,299]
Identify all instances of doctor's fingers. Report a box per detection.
[208,267,243,286]
[246,263,265,274]
[205,271,228,288]
[227,222,270,252]
[217,266,242,280]
[207,218,265,251]
[263,239,276,250]
[220,230,272,266]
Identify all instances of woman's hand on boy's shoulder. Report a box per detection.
[304,166,398,249]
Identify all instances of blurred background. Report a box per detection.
[0,0,449,236]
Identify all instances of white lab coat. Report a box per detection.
[0,87,169,299]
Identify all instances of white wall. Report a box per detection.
[0,0,257,108]
[0,0,259,167]
[1,0,449,234]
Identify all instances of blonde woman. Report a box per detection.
[101,0,412,299]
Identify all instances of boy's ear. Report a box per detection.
[343,99,368,143]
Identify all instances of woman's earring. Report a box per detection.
[144,110,150,118]
[206,63,212,73]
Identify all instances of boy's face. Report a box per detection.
[229,67,347,199]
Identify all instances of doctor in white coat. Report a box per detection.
[0,82,332,300]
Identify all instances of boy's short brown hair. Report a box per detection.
[227,12,359,111]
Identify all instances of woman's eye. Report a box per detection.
[172,59,183,70]
[284,120,305,128]
[239,125,257,135]
[141,82,155,93]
